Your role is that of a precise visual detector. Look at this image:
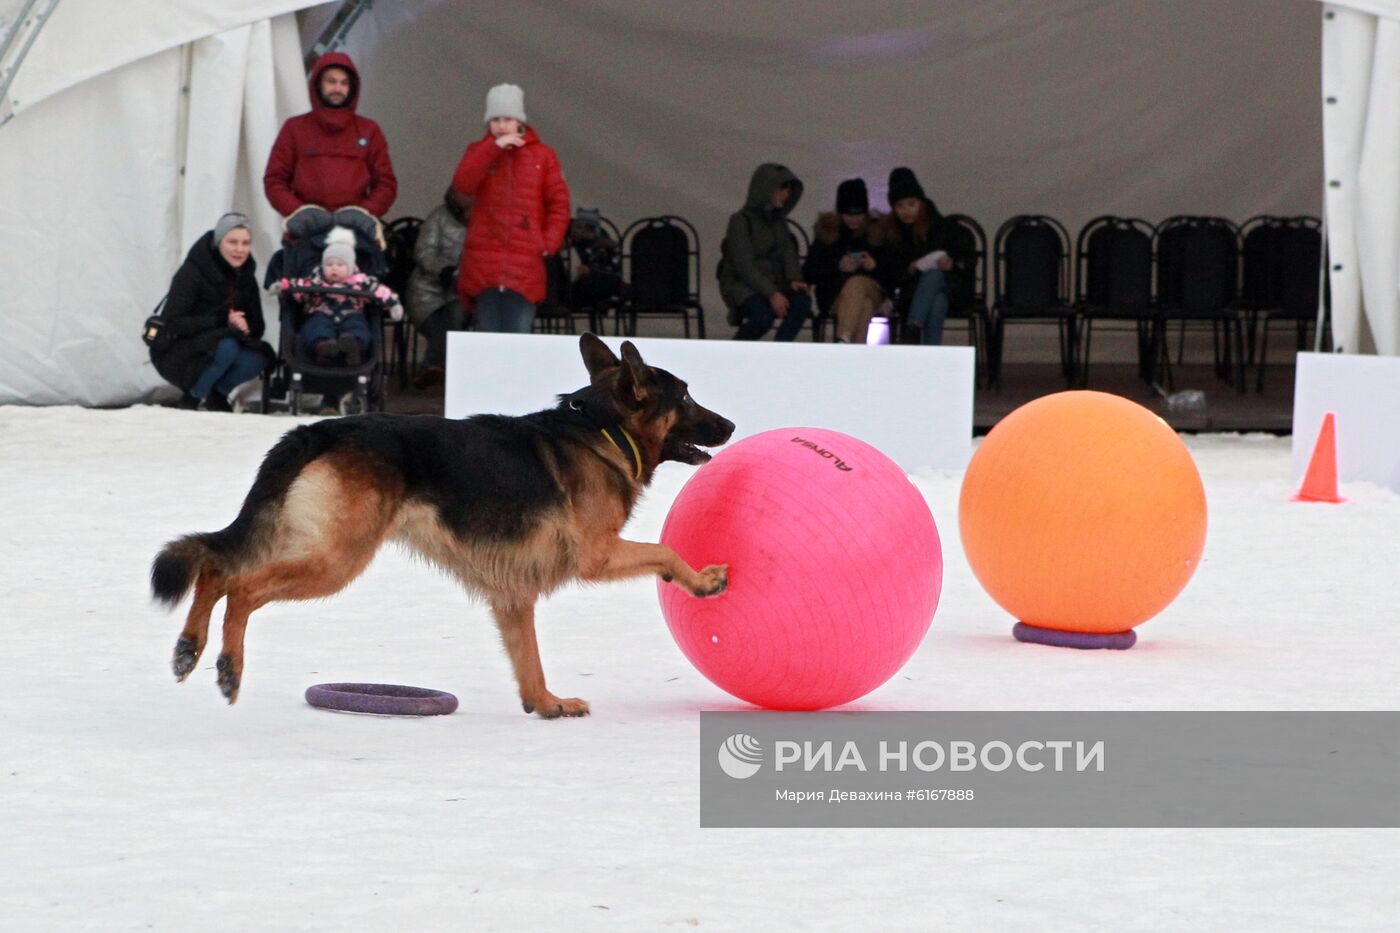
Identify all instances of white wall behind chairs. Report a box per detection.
[443,333,975,472]
[331,0,1321,335]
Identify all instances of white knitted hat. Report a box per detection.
[484,83,526,123]
[322,226,357,271]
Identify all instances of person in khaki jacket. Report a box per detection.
[718,163,811,341]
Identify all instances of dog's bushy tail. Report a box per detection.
[150,423,337,608]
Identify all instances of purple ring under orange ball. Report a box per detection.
[1012,623,1137,650]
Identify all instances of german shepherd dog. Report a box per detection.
[150,334,734,718]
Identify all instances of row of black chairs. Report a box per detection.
[988,214,1326,393]
[376,213,709,386]
[375,212,1324,395]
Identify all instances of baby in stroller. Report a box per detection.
[279,229,403,366]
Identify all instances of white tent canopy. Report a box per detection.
[0,0,1376,406]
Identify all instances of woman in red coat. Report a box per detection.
[452,84,571,332]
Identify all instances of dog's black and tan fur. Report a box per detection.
[151,334,733,718]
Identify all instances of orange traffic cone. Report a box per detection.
[1293,412,1345,503]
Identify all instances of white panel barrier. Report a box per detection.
[446,334,975,472]
[1292,352,1400,492]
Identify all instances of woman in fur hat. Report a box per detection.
[451,83,571,333]
[876,166,974,345]
[802,178,887,343]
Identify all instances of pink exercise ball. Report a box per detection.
[657,427,942,710]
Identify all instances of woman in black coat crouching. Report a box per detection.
[150,213,274,411]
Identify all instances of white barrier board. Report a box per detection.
[446,334,974,472]
[1292,351,1400,492]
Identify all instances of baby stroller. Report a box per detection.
[262,228,390,415]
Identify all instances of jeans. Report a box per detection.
[300,312,373,354]
[190,337,266,400]
[907,268,950,345]
[733,290,810,341]
[475,288,536,333]
[417,299,467,367]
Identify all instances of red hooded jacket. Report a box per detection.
[452,127,570,305]
[263,53,397,218]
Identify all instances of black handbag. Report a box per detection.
[141,295,169,347]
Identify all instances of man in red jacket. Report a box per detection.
[452,83,570,333]
[264,53,397,244]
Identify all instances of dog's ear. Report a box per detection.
[615,341,654,408]
[579,332,620,382]
[619,341,647,369]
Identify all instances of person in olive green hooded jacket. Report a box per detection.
[718,163,811,340]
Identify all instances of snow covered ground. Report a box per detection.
[0,405,1396,932]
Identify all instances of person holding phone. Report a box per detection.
[802,178,887,343]
[876,167,973,345]
[452,83,570,333]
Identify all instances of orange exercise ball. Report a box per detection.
[958,391,1207,649]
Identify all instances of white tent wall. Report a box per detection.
[1322,1,1400,356]
[334,0,1321,342]
[0,11,306,405]
[0,48,184,405]
[4,0,311,116]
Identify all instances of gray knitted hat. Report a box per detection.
[213,212,250,245]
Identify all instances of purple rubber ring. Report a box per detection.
[305,683,459,716]
[1013,622,1137,650]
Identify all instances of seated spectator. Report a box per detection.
[150,213,274,411]
[876,167,974,345]
[802,178,887,343]
[263,53,397,246]
[719,163,811,341]
[568,208,622,321]
[279,229,403,367]
[406,187,471,385]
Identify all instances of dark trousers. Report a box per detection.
[733,290,811,341]
[190,337,266,400]
[300,312,372,353]
[417,299,467,367]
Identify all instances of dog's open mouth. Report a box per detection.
[666,440,713,465]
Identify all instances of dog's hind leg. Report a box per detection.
[213,458,401,704]
[491,600,589,719]
[215,543,382,703]
[172,568,225,682]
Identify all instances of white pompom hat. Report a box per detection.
[484,83,526,123]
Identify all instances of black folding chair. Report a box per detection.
[381,216,422,388]
[1255,216,1324,391]
[1237,215,1288,368]
[565,214,625,335]
[944,213,991,383]
[777,217,828,341]
[533,251,575,334]
[990,215,1076,388]
[619,216,706,338]
[1075,216,1158,389]
[1155,215,1246,392]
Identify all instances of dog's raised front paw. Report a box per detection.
[690,564,728,598]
